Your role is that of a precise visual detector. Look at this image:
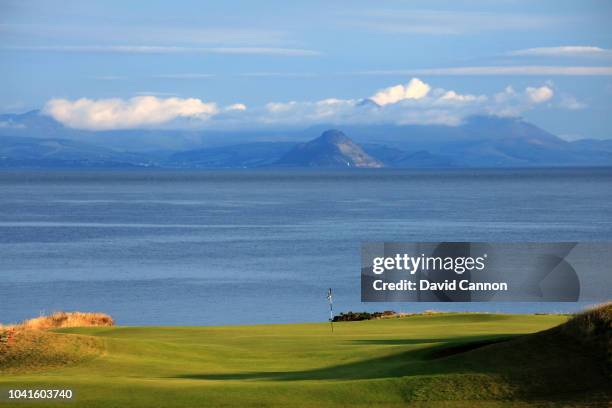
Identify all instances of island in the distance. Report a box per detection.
[274,129,383,168]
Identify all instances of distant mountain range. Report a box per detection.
[0,135,151,168]
[1,110,611,168]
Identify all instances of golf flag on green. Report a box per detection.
[327,288,333,333]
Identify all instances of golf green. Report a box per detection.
[1,313,610,407]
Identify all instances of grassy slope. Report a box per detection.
[0,330,104,373]
[0,313,609,407]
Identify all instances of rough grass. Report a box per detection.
[13,311,114,331]
[0,329,104,374]
[560,302,612,365]
[0,308,610,407]
[0,312,112,373]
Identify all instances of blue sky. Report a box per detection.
[1,0,612,138]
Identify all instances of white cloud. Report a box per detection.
[258,79,545,127]
[438,90,487,104]
[262,98,358,124]
[257,78,574,127]
[370,78,430,106]
[42,79,579,130]
[351,66,612,76]
[226,103,247,111]
[490,85,557,115]
[43,96,219,130]
[509,46,612,58]
[266,101,298,113]
[558,95,587,110]
[525,86,554,103]
[493,86,517,103]
[3,45,320,57]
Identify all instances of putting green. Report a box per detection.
[1,313,609,407]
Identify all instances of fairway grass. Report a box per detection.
[1,313,610,407]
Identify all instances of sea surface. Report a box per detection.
[1,168,611,325]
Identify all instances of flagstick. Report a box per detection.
[330,299,334,333]
[327,288,334,333]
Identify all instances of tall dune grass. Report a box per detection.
[2,311,114,331]
[562,302,611,338]
[0,312,111,373]
[560,302,611,366]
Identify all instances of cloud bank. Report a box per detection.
[256,80,556,126]
[43,78,575,130]
[44,96,219,130]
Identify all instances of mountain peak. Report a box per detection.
[275,130,383,168]
[318,129,350,144]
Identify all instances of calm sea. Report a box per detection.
[1,168,611,325]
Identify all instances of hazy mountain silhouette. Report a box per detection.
[1,111,612,168]
[274,129,383,168]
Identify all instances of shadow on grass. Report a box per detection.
[169,308,612,401]
[175,350,415,381]
[351,334,515,346]
[171,335,514,382]
[170,328,612,403]
[348,338,448,346]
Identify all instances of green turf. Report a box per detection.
[1,313,609,407]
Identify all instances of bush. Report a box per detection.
[332,311,396,322]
